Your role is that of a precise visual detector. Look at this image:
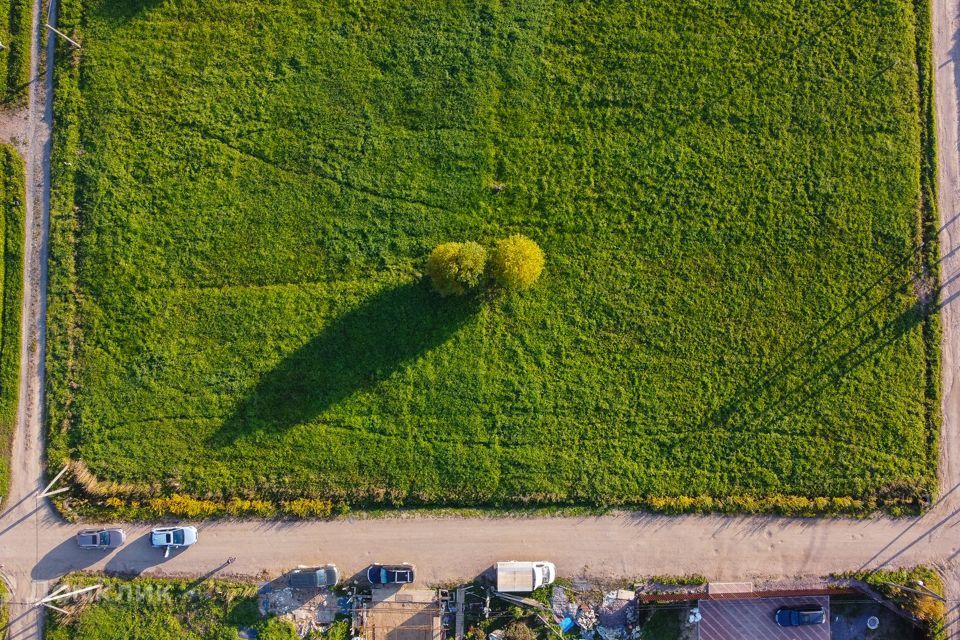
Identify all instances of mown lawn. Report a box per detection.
[45,577,297,640]
[47,0,939,511]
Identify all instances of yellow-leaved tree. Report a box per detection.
[426,241,488,296]
[490,234,545,290]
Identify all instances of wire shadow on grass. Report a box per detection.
[211,281,478,445]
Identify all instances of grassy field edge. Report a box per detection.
[44,0,80,490]
[0,144,25,506]
[913,0,944,506]
[0,577,8,632]
[43,0,944,520]
[1,0,31,102]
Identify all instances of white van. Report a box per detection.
[495,561,557,592]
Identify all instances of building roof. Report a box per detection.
[698,596,830,640]
[362,587,443,640]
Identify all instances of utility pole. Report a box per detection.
[45,24,80,49]
[881,581,947,603]
[912,580,948,602]
[35,583,103,614]
[39,466,70,498]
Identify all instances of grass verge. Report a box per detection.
[838,566,946,640]
[0,577,8,632]
[910,0,943,513]
[45,575,298,640]
[0,144,24,506]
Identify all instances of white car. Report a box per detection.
[495,561,556,592]
[150,526,198,557]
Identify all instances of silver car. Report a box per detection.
[150,526,198,557]
[76,528,125,550]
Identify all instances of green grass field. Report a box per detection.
[0,145,25,505]
[0,0,31,101]
[45,577,297,640]
[46,0,940,513]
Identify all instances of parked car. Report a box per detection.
[288,565,340,589]
[150,526,198,557]
[367,563,415,585]
[76,528,125,550]
[775,605,826,627]
[495,561,556,593]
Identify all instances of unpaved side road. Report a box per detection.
[2,0,59,633]
[3,1,960,639]
[933,0,960,627]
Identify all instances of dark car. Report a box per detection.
[288,565,340,589]
[367,563,416,585]
[775,605,826,627]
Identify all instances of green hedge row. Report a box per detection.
[913,0,943,504]
[0,144,24,505]
[58,487,925,522]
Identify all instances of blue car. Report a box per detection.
[775,605,826,627]
[367,563,415,585]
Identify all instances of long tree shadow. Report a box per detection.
[212,281,478,445]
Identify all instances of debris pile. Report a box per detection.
[551,586,578,621]
[597,591,635,628]
[262,587,298,614]
[596,625,634,640]
[575,607,597,630]
[549,586,637,640]
[260,582,341,637]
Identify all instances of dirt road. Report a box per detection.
[930,0,960,626]
[4,1,960,639]
[2,0,59,633]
